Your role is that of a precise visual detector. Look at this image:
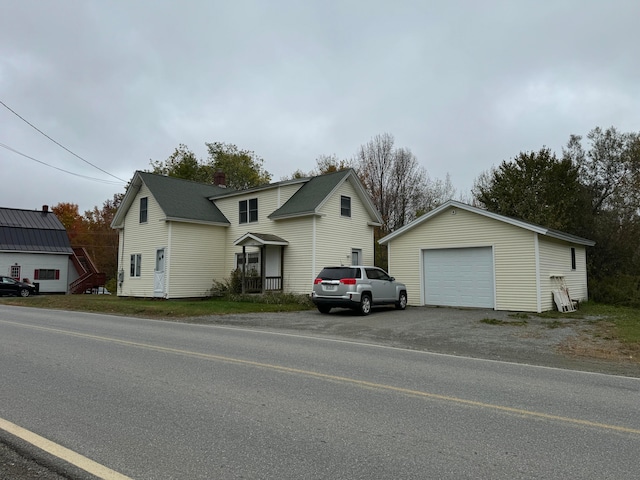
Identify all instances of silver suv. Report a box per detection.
[311,266,407,315]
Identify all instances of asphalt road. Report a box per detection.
[1,305,639,479]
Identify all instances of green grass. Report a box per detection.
[2,295,638,349]
[480,318,528,326]
[496,302,640,346]
[577,302,640,345]
[541,320,564,329]
[0,293,314,318]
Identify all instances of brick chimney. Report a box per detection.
[42,205,49,213]
[213,170,226,187]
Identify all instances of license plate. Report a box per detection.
[323,285,337,292]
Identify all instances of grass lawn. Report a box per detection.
[536,302,640,347]
[0,293,314,318]
[1,295,637,355]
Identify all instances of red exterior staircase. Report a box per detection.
[69,247,106,294]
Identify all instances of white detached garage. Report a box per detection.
[379,201,595,312]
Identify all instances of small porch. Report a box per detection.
[234,232,288,294]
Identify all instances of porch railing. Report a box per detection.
[243,276,283,293]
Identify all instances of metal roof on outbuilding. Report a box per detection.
[0,207,73,253]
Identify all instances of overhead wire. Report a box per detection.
[0,99,127,183]
[0,142,125,185]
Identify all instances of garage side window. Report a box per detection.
[130,254,142,277]
[139,197,148,223]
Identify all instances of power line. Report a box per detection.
[0,99,127,182]
[0,142,125,185]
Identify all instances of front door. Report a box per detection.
[154,248,165,297]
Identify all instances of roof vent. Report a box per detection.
[42,205,49,213]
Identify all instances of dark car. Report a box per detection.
[311,266,407,315]
[0,276,37,297]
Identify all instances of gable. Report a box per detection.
[112,172,231,228]
[269,169,382,224]
[379,200,594,247]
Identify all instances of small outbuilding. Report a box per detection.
[379,200,595,313]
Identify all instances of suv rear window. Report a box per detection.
[317,267,361,280]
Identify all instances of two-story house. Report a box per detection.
[110,169,383,298]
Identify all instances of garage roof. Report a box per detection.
[378,200,595,246]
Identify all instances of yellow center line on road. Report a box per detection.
[4,319,640,437]
[0,416,132,480]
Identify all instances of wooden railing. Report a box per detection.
[68,247,106,294]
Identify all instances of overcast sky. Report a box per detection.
[2,0,639,214]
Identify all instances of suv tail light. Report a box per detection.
[313,278,322,284]
[340,278,357,285]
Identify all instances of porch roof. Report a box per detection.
[234,232,289,247]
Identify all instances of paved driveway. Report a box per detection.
[184,306,640,378]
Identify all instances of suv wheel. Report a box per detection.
[317,305,331,314]
[19,288,31,297]
[359,294,371,316]
[396,291,407,310]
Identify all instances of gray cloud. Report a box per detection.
[2,0,639,213]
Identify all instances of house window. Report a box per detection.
[236,252,260,275]
[571,247,576,270]
[10,265,20,280]
[341,196,351,217]
[130,254,142,277]
[34,269,60,280]
[239,198,258,224]
[140,197,148,223]
[351,249,361,265]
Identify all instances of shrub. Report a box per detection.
[589,275,640,308]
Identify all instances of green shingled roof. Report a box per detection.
[137,172,231,224]
[269,169,353,219]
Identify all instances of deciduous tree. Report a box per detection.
[206,142,271,189]
[149,144,211,182]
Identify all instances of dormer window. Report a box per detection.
[239,198,258,224]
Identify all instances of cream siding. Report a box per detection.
[117,184,169,297]
[538,237,589,310]
[210,178,375,294]
[270,216,315,292]
[387,207,538,311]
[215,185,302,276]
[166,222,228,298]
[314,179,375,269]
[115,174,379,297]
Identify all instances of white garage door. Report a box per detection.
[422,247,494,308]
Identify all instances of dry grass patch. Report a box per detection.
[558,320,640,363]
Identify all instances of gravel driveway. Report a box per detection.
[184,305,640,378]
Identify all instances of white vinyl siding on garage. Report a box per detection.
[422,247,494,308]
[538,237,589,311]
[386,207,538,311]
